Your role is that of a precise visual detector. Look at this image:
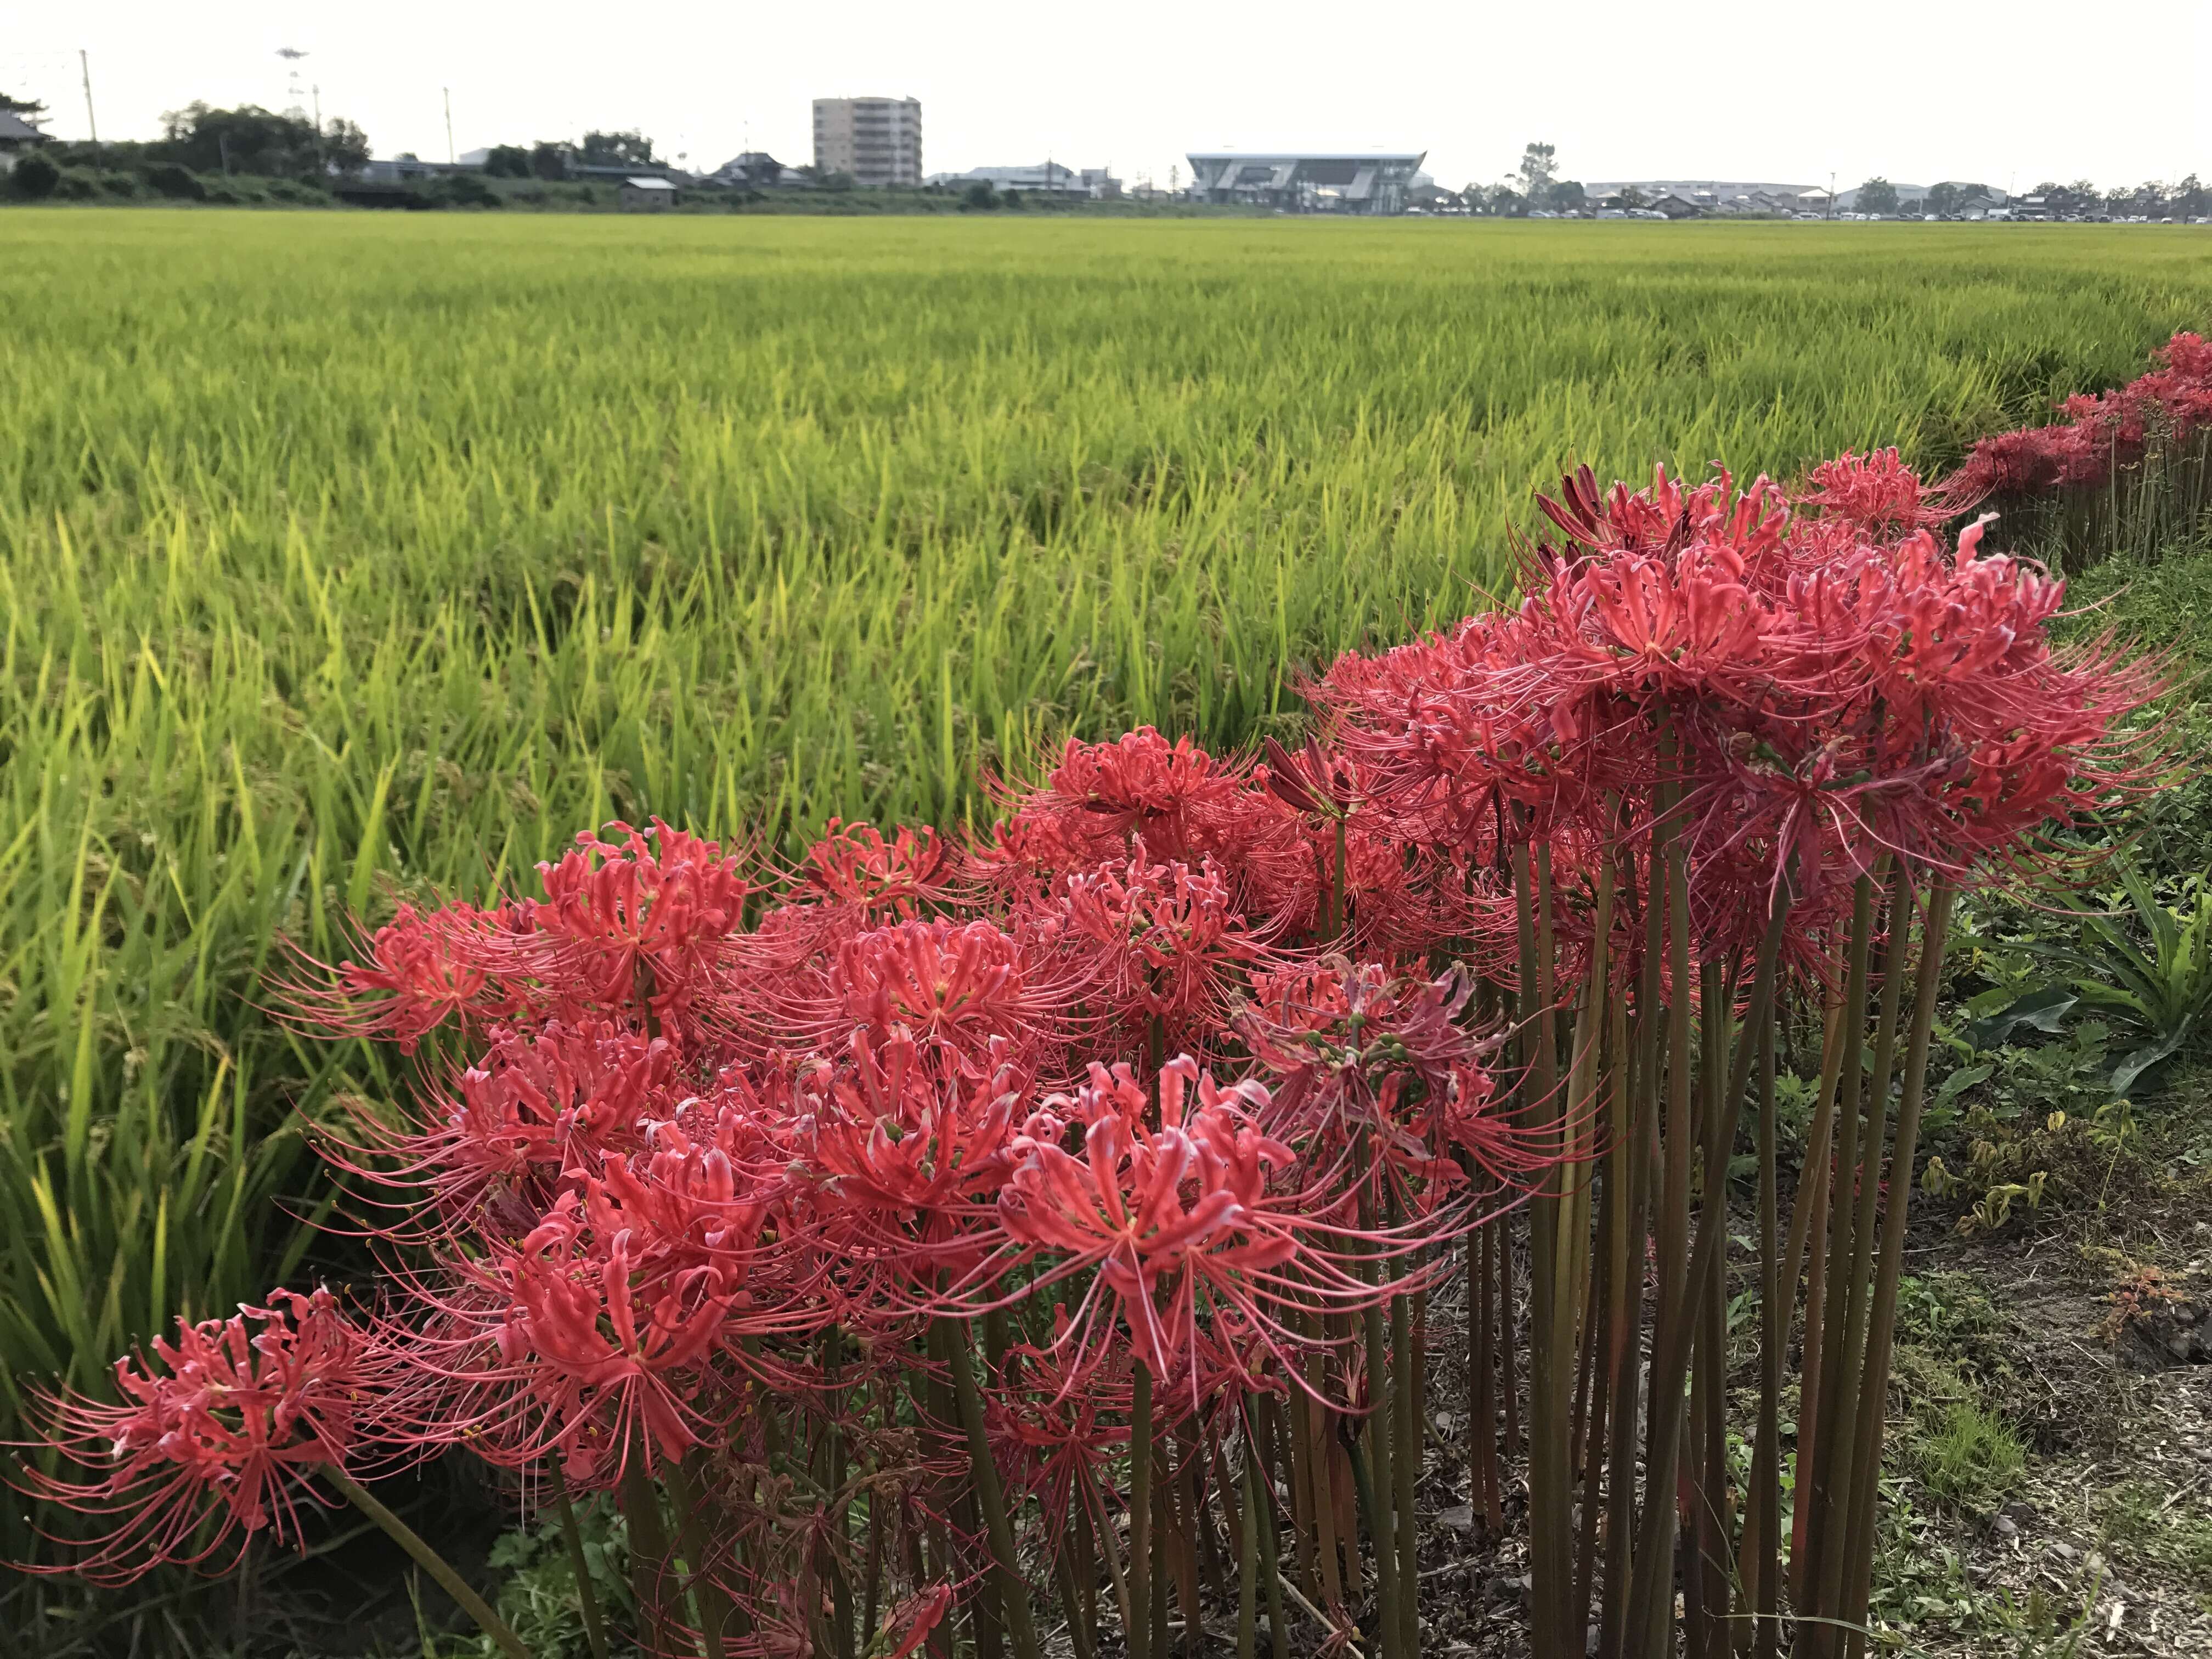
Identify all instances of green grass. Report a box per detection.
[1914,1400,2029,1509]
[4,210,2211,1555]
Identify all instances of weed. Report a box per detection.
[1916,1401,2028,1510]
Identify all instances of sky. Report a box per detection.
[7,1,2209,194]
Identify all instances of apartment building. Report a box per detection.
[812,97,923,188]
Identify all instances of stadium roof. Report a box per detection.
[1186,149,1424,162]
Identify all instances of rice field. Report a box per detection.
[3,208,2209,1507]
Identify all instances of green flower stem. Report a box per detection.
[324,1468,531,1659]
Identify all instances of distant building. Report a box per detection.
[814,97,922,188]
[1590,179,1821,215]
[704,151,804,189]
[1185,151,1426,215]
[924,161,1121,199]
[569,162,692,187]
[357,155,466,184]
[0,110,52,175]
[620,176,679,211]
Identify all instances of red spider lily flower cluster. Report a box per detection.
[27,780,1504,1643]
[1944,331,2212,503]
[18,427,2164,1659]
[1318,454,2160,990]
[18,1290,390,1584]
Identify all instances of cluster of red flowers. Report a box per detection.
[16,437,2160,1657]
[1317,453,2158,982]
[22,749,1520,1651]
[1945,330,2212,502]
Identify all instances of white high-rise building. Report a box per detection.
[812,98,923,188]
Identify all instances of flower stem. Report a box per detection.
[945,1317,1045,1659]
[549,1461,611,1659]
[324,1468,531,1659]
[1237,1436,1258,1659]
[1130,1360,1154,1659]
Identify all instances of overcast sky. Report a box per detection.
[7,1,2208,191]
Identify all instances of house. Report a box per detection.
[571,162,692,188]
[703,151,803,190]
[1651,191,1705,218]
[358,155,463,184]
[0,110,53,176]
[620,176,679,211]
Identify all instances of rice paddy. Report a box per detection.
[3,208,2209,1498]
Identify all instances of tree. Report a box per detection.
[1618,184,1648,211]
[321,118,370,174]
[1925,181,1964,216]
[2175,174,2208,217]
[483,144,531,179]
[1488,184,1527,217]
[1855,177,1899,216]
[430,172,501,208]
[578,129,655,168]
[962,180,998,211]
[529,142,569,182]
[1545,179,1587,213]
[1517,141,1558,199]
[10,152,59,199]
[152,103,364,180]
[1,91,48,120]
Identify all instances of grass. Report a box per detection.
[3,208,2211,1559]
[1916,1402,2029,1510]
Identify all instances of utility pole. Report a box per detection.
[444,87,455,164]
[313,84,321,131]
[1827,170,1836,218]
[80,49,98,149]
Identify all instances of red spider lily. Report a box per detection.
[377,1153,787,1486]
[1239,962,1475,1146]
[285,899,534,1052]
[524,820,754,1037]
[799,819,953,919]
[1798,448,1950,534]
[1039,856,1274,1051]
[17,1289,386,1583]
[1000,727,1255,871]
[1244,738,1457,955]
[785,1028,1029,1264]
[995,1058,1445,1409]
[319,1017,672,1239]
[1944,331,2212,508]
[1535,464,1792,576]
[817,919,1074,1073]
